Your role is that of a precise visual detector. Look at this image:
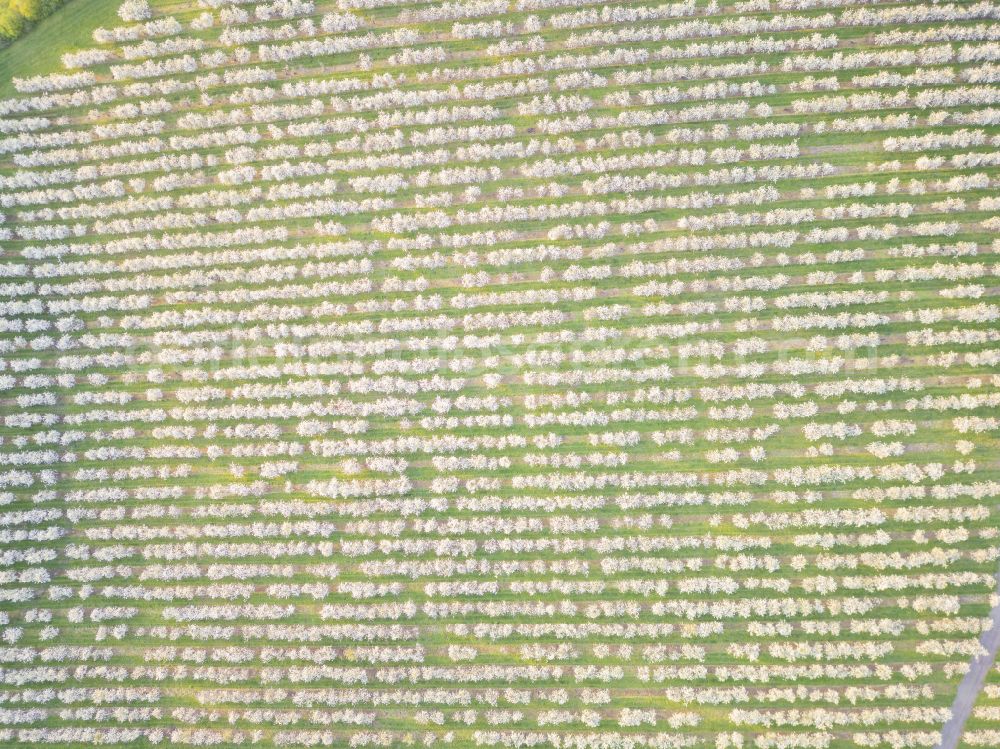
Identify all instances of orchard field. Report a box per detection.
[0,0,999,747]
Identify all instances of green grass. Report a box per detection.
[0,0,118,97]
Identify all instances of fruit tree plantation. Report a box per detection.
[0,0,999,747]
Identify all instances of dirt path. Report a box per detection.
[936,562,1000,749]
